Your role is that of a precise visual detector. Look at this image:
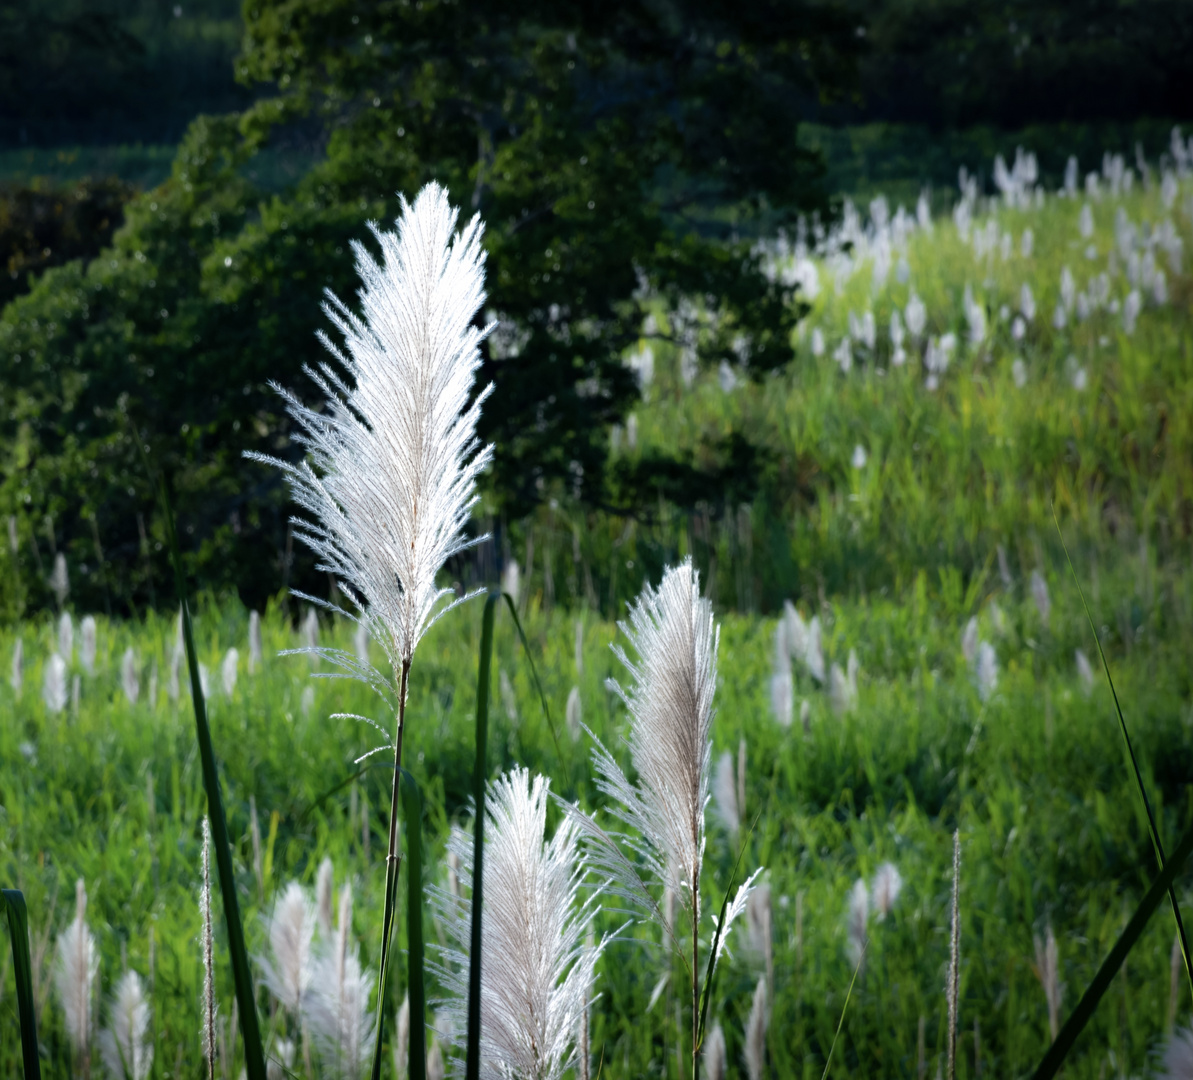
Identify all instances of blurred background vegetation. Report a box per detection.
[0,0,1190,621]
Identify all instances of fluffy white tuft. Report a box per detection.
[55,878,99,1057]
[80,616,97,675]
[99,970,153,1080]
[43,652,67,713]
[871,861,903,920]
[743,977,768,1080]
[703,1022,727,1080]
[246,181,494,678]
[259,881,315,1015]
[433,767,604,1080]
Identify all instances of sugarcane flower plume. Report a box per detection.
[433,767,604,1080]
[55,877,99,1058]
[99,970,154,1080]
[259,881,316,1015]
[246,181,494,690]
[568,559,757,959]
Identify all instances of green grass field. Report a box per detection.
[3,145,1193,1078]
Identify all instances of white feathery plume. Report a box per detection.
[769,620,793,728]
[829,662,851,715]
[80,616,97,675]
[394,993,410,1080]
[975,642,998,703]
[1030,570,1051,626]
[1032,924,1062,1041]
[703,1022,727,1080]
[248,610,263,674]
[306,883,376,1079]
[245,181,495,680]
[72,674,81,713]
[743,977,768,1080]
[43,652,67,713]
[201,818,218,1080]
[782,600,808,660]
[566,685,583,743]
[122,648,139,705]
[713,751,740,841]
[805,615,825,684]
[267,1038,296,1080]
[58,611,74,663]
[50,552,70,607]
[846,878,868,968]
[260,882,315,1016]
[1075,649,1095,695]
[501,559,520,604]
[871,862,903,920]
[434,768,604,1080]
[354,621,370,668]
[221,648,239,698]
[1162,1026,1193,1080]
[11,638,23,697]
[301,608,320,655]
[426,1038,446,1080]
[574,618,584,675]
[99,970,153,1080]
[568,560,756,945]
[745,883,773,998]
[55,877,99,1062]
[960,617,978,665]
[499,669,518,726]
[316,857,335,941]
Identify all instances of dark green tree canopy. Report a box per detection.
[0,0,861,615]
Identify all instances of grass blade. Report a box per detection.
[1030,816,1193,1080]
[466,592,498,1080]
[1051,506,1193,998]
[820,942,867,1080]
[372,849,400,1080]
[402,768,427,1080]
[157,475,268,1080]
[2,889,42,1080]
[501,592,570,786]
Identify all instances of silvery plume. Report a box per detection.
[567,561,758,1044]
[55,878,99,1065]
[499,668,518,727]
[1030,570,1051,627]
[1075,649,1095,695]
[703,1022,727,1080]
[769,619,793,728]
[1163,1026,1193,1080]
[434,768,604,1080]
[221,648,239,698]
[99,971,153,1080]
[713,751,740,841]
[246,181,494,704]
[58,611,74,663]
[501,559,521,605]
[846,878,868,968]
[248,610,263,673]
[306,883,376,1079]
[80,616,97,675]
[960,617,979,666]
[44,652,68,713]
[10,638,22,697]
[353,621,370,668]
[1032,924,1062,1042]
[574,619,585,675]
[975,641,998,703]
[871,862,903,920]
[743,977,768,1080]
[50,552,70,607]
[122,647,140,705]
[804,615,825,685]
[745,883,774,997]
[905,292,927,339]
[315,856,335,940]
[566,685,583,743]
[259,882,316,1017]
[782,601,808,664]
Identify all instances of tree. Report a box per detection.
[0,0,862,614]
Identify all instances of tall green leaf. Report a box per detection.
[402,769,427,1080]
[465,592,498,1080]
[157,476,268,1080]
[1030,817,1193,1080]
[2,889,41,1079]
[1052,507,1193,998]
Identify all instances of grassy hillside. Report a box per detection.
[2,144,1193,1077]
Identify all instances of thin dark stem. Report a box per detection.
[387,659,413,875]
[692,866,700,1080]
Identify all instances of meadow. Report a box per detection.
[3,137,1193,1079]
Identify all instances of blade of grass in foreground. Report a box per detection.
[1030,816,1193,1080]
[2,889,41,1080]
[466,592,498,1080]
[1052,506,1193,999]
[158,476,268,1080]
[820,942,867,1080]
